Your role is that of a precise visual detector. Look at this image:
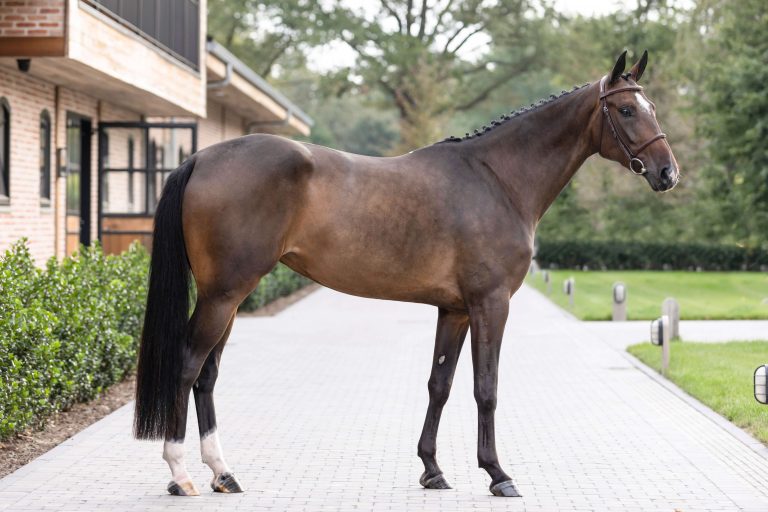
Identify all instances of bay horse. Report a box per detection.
[134,50,679,497]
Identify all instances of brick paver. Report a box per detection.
[2,285,768,511]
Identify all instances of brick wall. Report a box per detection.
[0,0,65,37]
[0,63,141,263]
[199,99,247,149]
[0,64,56,263]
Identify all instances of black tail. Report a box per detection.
[134,156,196,440]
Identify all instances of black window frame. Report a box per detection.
[0,97,10,204]
[40,110,52,204]
[127,136,135,206]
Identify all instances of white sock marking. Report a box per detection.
[163,440,192,483]
[201,429,231,476]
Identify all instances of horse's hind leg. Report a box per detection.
[163,293,242,496]
[193,315,244,493]
[418,308,469,490]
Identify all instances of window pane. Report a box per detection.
[40,113,51,199]
[66,121,80,214]
[0,103,8,198]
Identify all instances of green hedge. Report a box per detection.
[238,263,313,312]
[0,240,311,439]
[0,240,148,439]
[536,240,768,270]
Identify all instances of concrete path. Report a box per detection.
[2,285,768,511]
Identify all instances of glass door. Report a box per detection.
[65,114,91,256]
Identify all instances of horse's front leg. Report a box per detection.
[468,292,520,497]
[418,308,469,490]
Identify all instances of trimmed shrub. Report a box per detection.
[238,263,312,312]
[536,239,768,270]
[0,240,149,439]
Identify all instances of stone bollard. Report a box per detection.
[563,277,575,308]
[543,270,551,295]
[650,315,671,375]
[662,297,680,339]
[612,282,627,321]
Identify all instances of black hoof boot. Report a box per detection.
[167,480,200,496]
[420,471,452,489]
[490,479,521,497]
[211,472,244,493]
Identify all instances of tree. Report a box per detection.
[329,0,546,149]
[693,0,768,248]
[207,0,332,77]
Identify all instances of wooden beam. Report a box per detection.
[0,37,66,57]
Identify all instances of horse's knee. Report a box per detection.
[474,389,497,413]
[428,378,451,407]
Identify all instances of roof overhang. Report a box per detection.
[206,40,312,137]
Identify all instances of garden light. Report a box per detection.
[662,297,680,339]
[563,277,574,307]
[612,282,626,321]
[650,316,671,375]
[755,365,768,405]
[650,317,663,346]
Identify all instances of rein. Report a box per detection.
[599,76,666,175]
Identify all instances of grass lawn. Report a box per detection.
[527,270,768,320]
[628,341,768,444]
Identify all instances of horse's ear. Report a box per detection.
[629,50,648,82]
[609,50,627,83]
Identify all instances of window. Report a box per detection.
[0,98,9,202]
[127,136,134,205]
[40,110,51,202]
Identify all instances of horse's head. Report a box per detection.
[598,50,679,192]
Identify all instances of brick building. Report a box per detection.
[0,0,312,261]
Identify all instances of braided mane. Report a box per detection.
[439,82,592,143]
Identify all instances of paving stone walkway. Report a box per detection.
[2,285,768,511]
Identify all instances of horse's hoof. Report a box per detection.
[490,479,521,497]
[211,472,244,493]
[419,471,452,489]
[167,480,200,496]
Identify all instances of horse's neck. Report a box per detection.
[465,83,601,226]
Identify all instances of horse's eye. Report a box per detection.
[618,106,633,118]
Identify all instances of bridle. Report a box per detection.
[599,75,667,175]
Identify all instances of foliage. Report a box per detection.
[527,269,768,321]
[328,0,549,150]
[207,0,332,77]
[239,263,313,312]
[0,241,148,439]
[536,239,768,271]
[692,0,768,248]
[628,341,768,444]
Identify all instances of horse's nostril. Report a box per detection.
[660,166,671,184]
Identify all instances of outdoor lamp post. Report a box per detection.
[650,315,671,375]
[612,282,627,321]
[755,365,768,404]
[563,277,575,307]
[662,297,680,339]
